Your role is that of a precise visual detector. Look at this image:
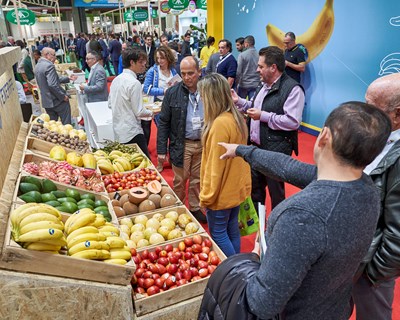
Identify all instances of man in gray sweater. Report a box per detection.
[217,101,391,319]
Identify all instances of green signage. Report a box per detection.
[151,9,158,18]
[124,11,133,22]
[196,0,206,10]
[168,0,189,10]
[6,9,35,26]
[133,9,148,22]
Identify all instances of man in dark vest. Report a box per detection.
[232,46,305,210]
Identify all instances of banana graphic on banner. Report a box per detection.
[266,0,334,62]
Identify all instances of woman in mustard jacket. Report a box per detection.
[198,73,251,257]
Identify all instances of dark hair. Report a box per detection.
[219,39,232,53]
[87,50,101,61]
[68,33,73,38]
[285,32,296,41]
[184,32,191,38]
[33,49,41,56]
[160,34,168,42]
[15,40,25,49]
[168,42,178,52]
[206,36,215,48]
[235,37,244,45]
[324,101,391,168]
[244,35,255,46]
[155,46,176,69]
[122,47,147,68]
[258,46,285,72]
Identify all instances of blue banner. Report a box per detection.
[74,0,119,8]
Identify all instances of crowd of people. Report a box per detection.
[4,27,400,319]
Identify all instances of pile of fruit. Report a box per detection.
[94,150,148,175]
[18,176,112,220]
[49,146,97,169]
[31,119,90,153]
[22,161,105,192]
[64,209,131,264]
[110,181,178,217]
[131,235,222,297]
[118,209,200,249]
[10,203,67,254]
[102,168,161,193]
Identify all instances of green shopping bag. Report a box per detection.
[238,197,259,236]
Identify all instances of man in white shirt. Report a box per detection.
[108,47,153,157]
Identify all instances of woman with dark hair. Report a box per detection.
[199,36,216,76]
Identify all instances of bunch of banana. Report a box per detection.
[104,236,130,265]
[108,150,125,161]
[97,158,115,175]
[64,208,97,235]
[112,157,132,172]
[10,203,66,253]
[98,223,120,237]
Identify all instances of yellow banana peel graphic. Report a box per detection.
[266,0,334,62]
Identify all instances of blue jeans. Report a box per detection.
[238,86,257,100]
[206,206,241,257]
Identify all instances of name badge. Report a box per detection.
[192,117,201,130]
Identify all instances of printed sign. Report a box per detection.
[160,1,171,13]
[133,9,148,22]
[6,9,35,25]
[168,0,189,10]
[196,0,206,10]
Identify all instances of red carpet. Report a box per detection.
[146,126,399,318]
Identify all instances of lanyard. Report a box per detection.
[189,93,199,112]
[216,53,232,71]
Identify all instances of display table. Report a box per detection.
[85,101,114,148]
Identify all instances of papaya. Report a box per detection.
[49,146,67,161]
[82,153,97,169]
[21,176,42,192]
[66,152,83,167]
[147,180,162,194]
[42,179,57,193]
[19,182,40,194]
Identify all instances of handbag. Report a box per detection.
[238,197,259,236]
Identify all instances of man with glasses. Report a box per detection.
[108,47,153,158]
[283,32,306,83]
[216,39,237,88]
[79,51,108,103]
[34,47,76,124]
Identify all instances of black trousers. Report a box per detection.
[141,120,152,147]
[125,133,150,159]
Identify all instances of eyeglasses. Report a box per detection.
[47,52,55,56]
[86,57,95,61]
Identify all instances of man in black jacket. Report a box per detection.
[157,56,207,223]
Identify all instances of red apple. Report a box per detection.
[156,263,167,274]
[203,238,212,248]
[159,250,168,257]
[178,241,186,251]
[208,265,217,274]
[143,278,155,289]
[147,285,160,296]
[193,235,202,245]
[198,268,209,278]
[166,263,178,274]
[157,257,169,267]
[165,244,173,252]
[192,244,202,253]
[183,269,192,281]
[148,252,158,263]
[184,237,194,247]
[198,253,208,261]
[190,267,199,277]
[143,271,153,279]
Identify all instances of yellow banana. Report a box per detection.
[136,158,148,169]
[114,157,131,171]
[98,225,120,235]
[40,237,67,247]
[42,250,60,254]
[94,150,108,157]
[17,228,64,243]
[67,232,107,248]
[98,160,115,175]
[266,0,334,62]
[66,225,99,243]
[106,236,126,249]
[20,221,64,235]
[12,204,61,227]
[68,240,110,256]
[71,249,111,260]
[104,258,128,265]
[10,203,38,228]
[109,248,132,261]
[19,212,62,229]
[112,162,124,173]
[64,208,95,234]
[98,231,119,238]
[67,212,97,234]
[109,150,124,157]
[24,242,62,251]
[88,214,107,228]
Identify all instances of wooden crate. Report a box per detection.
[118,205,205,249]
[24,137,78,159]
[1,208,135,286]
[109,184,182,217]
[133,233,226,316]
[21,153,106,194]
[14,174,118,224]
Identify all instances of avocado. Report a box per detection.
[45,200,62,207]
[78,203,94,210]
[19,182,39,194]
[55,206,69,212]
[21,176,42,192]
[19,195,37,203]
[41,193,57,203]
[57,197,77,204]
[94,206,109,213]
[42,179,57,193]
[96,210,111,222]
[51,190,66,199]
[94,199,107,208]
[80,193,96,202]
[23,191,42,203]
[77,199,95,207]
[62,202,79,213]
[65,188,81,202]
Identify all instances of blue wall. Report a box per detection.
[224,0,400,132]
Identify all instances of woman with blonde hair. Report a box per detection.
[198,73,251,257]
